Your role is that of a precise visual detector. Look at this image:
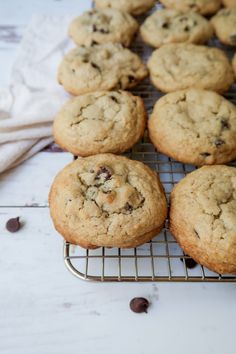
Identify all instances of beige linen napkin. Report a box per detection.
[0,9,89,174]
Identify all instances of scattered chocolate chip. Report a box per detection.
[214,138,225,147]
[200,152,211,157]
[95,166,112,181]
[128,75,135,83]
[130,297,149,313]
[221,119,230,130]
[184,26,189,32]
[6,217,21,233]
[91,62,100,71]
[162,22,169,29]
[91,40,98,46]
[180,256,198,269]
[230,34,236,43]
[124,203,133,212]
[179,17,188,22]
[110,95,119,103]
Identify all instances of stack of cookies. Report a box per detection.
[49,0,236,275]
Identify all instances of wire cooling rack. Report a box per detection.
[64,2,236,282]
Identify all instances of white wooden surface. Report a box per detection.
[0,1,236,354]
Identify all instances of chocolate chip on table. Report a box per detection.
[5,217,21,233]
[130,297,150,313]
[180,256,198,269]
[221,119,230,130]
[214,138,225,147]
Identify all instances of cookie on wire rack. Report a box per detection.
[49,154,168,249]
[94,0,156,16]
[147,43,234,93]
[53,91,147,156]
[159,0,221,15]
[211,7,236,46]
[148,89,236,166]
[58,43,148,95]
[68,8,139,47]
[140,9,213,48]
[170,165,236,275]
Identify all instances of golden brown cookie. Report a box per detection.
[170,165,236,275]
[94,0,155,16]
[68,8,138,47]
[140,9,213,48]
[211,7,236,46]
[159,0,221,15]
[147,43,234,93]
[148,89,236,165]
[49,154,168,249]
[53,91,146,156]
[58,43,148,95]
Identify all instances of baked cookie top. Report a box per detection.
[68,8,138,47]
[211,7,236,46]
[49,154,167,248]
[58,43,148,96]
[170,165,236,274]
[159,0,221,15]
[53,91,146,156]
[147,43,234,93]
[140,9,213,48]
[222,0,236,7]
[148,89,236,166]
[94,0,155,16]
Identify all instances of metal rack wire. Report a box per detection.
[63,2,236,282]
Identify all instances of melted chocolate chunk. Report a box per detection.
[110,95,119,103]
[214,138,225,147]
[162,22,169,29]
[6,217,21,233]
[99,28,109,34]
[184,26,189,32]
[130,298,149,313]
[124,203,133,212]
[221,119,230,130]
[92,24,97,32]
[91,62,100,71]
[128,75,135,83]
[200,152,211,157]
[91,40,98,46]
[180,256,198,269]
[95,166,112,181]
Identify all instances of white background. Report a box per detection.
[0,1,235,353]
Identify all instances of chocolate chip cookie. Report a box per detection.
[148,89,236,165]
[159,0,221,15]
[69,8,138,47]
[140,9,213,48]
[222,0,236,7]
[170,165,236,274]
[94,0,155,16]
[211,7,236,46]
[58,43,148,95]
[49,154,168,248]
[147,43,234,93]
[53,91,146,156]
